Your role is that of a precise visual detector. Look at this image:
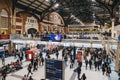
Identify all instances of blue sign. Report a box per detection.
[0,51,4,56]
[45,59,64,80]
[73,46,76,60]
[118,35,120,41]
[49,34,62,42]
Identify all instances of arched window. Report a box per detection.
[1,9,8,28]
[0,9,8,34]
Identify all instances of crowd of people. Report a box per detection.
[73,47,112,80]
[21,31,101,40]
[0,60,22,80]
[20,46,112,80]
[0,45,113,80]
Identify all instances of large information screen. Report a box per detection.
[45,59,64,80]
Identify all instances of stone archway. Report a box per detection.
[27,28,37,34]
[25,16,39,34]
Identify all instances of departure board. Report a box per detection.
[45,59,65,80]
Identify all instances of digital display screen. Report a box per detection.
[45,59,64,80]
[40,34,62,42]
[49,34,62,42]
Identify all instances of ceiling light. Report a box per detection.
[54,3,59,8]
[109,1,113,5]
[92,0,95,2]
[45,0,49,2]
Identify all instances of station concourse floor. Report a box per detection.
[0,51,119,80]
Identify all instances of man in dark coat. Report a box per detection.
[76,66,81,80]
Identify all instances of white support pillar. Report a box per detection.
[118,5,120,22]
[0,11,1,34]
[115,41,120,72]
[102,35,105,48]
[90,36,93,48]
[111,19,115,38]
[106,37,110,56]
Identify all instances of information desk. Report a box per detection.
[45,59,65,80]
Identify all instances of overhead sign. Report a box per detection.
[45,59,65,80]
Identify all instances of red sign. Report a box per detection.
[0,35,10,39]
[26,50,35,61]
[76,51,82,62]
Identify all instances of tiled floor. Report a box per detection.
[0,51,119,80]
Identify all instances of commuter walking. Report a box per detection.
[31,58,34,66]
[41,57,44,66]
[56,52,59,59]
[38,56,41,66]
[106,65,111,77]
[89,59,92,70]
[2,55,5,65]
[94,61,98,71]
[81,73,87,80]
[22,74,27,80]
[70,58,74,68]
[27,63,33,76]
[33,59,38,71]
[64,54,68,66]
[85,58,88,70]
[2,70,7,80]
[28,76,33,80]
[101,63,106,75]
[76,66,81,80]
[62,49,65,59]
